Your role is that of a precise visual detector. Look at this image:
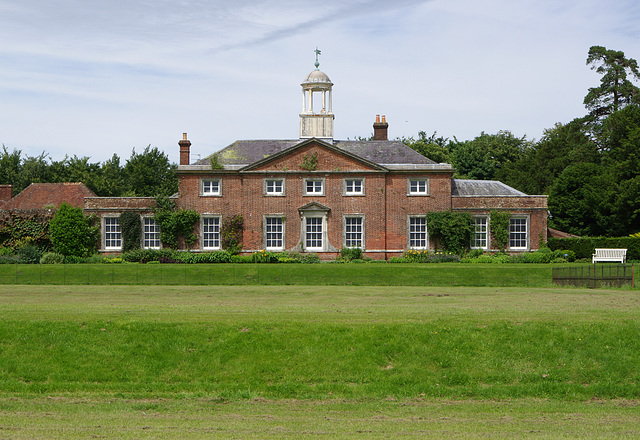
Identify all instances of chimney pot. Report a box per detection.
[179,133,192,165]
[373,115,389,141]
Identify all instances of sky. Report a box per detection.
[1,0,639,165]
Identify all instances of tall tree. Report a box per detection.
[404,131,452,164]
[449,131,530,181]
[122,145,178,197]
[584,45,640,119]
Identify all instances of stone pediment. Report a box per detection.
[240,138,387,173]
[298,201,331,214]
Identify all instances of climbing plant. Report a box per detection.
[153,196,200,249]
[426,211,473,254]
[0,210,53,250]
[119,211,142,252]
[490,210,511,252]
[221,214,244,254]
[301,152,319,171]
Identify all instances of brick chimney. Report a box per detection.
[0,185,12,203]
[373,115,388,141]
[179,133,191,165]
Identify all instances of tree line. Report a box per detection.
[404,45,640,237]
[0,145,178,198]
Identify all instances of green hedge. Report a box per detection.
[547,237,640,260]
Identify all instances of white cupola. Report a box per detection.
[300,48,334,142]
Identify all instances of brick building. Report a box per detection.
[162,63,547,259]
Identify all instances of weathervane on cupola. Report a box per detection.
[300,48,335,142]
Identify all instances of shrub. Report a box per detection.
[17,244,41,264]
[230,255,253,263]
[0,254,20,264]
[40,252,65,264]
[389,256,410,263]
[83,254,106,264]
[123,248,173,263]
[251,250,279,263]
[340,247,363,262]
[49,203,99,257]
[103,257,124,264]
[175,251,233,264]
[64,255,84,264]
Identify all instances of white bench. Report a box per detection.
[592,248,627,264]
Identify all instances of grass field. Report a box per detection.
[0,262,557,287]
[0,284,639,438]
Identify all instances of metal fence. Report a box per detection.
[552,264,635,288]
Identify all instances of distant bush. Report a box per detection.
[17,244,41,264]
[175,251,233,264]
[340,247,363,262]
[40,252,65,264]
[49,203,99,257]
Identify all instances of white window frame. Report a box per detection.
[343,215,365,249]
[408,216,428,249]
[407,178,429,196]
[201,216,221,250]
[471,216,489,250]
[509,216,529,251]
[264,216,285,251]
[264,178,285,196]
[344,178,365,196]
[103,216,122,250]
[303,216,325,251]
[201,178,222,197]
[303,178,325,196]
[142,216,161,250]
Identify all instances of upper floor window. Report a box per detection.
[201,179,221,196]
[304,178,325,196]
[344,178,364,196]
[408,178,429,196]
[264,179,285,196]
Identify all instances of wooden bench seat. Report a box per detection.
[592,248,627,264]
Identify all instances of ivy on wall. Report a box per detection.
[153,196,200,249]
[221,214,244,254]
[0,210,53,250]
[119,211,142,252]
[490,210,511,252]
[426,211,473,254]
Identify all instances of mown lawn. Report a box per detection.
[0,284,639,438]
[0,263,556,286]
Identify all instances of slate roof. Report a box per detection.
[451,179,526,196]
[194,139,437,167]
[2,182,96,210]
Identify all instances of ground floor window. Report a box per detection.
[344,216,363,248]
[143,217,161,249]
[509,217,528,249]
[409,216,427,249]
[305,217,323,250]
[265,217,284,250]
[104,217,122,250]
[472,217,488,249]
[202,217,221,249]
